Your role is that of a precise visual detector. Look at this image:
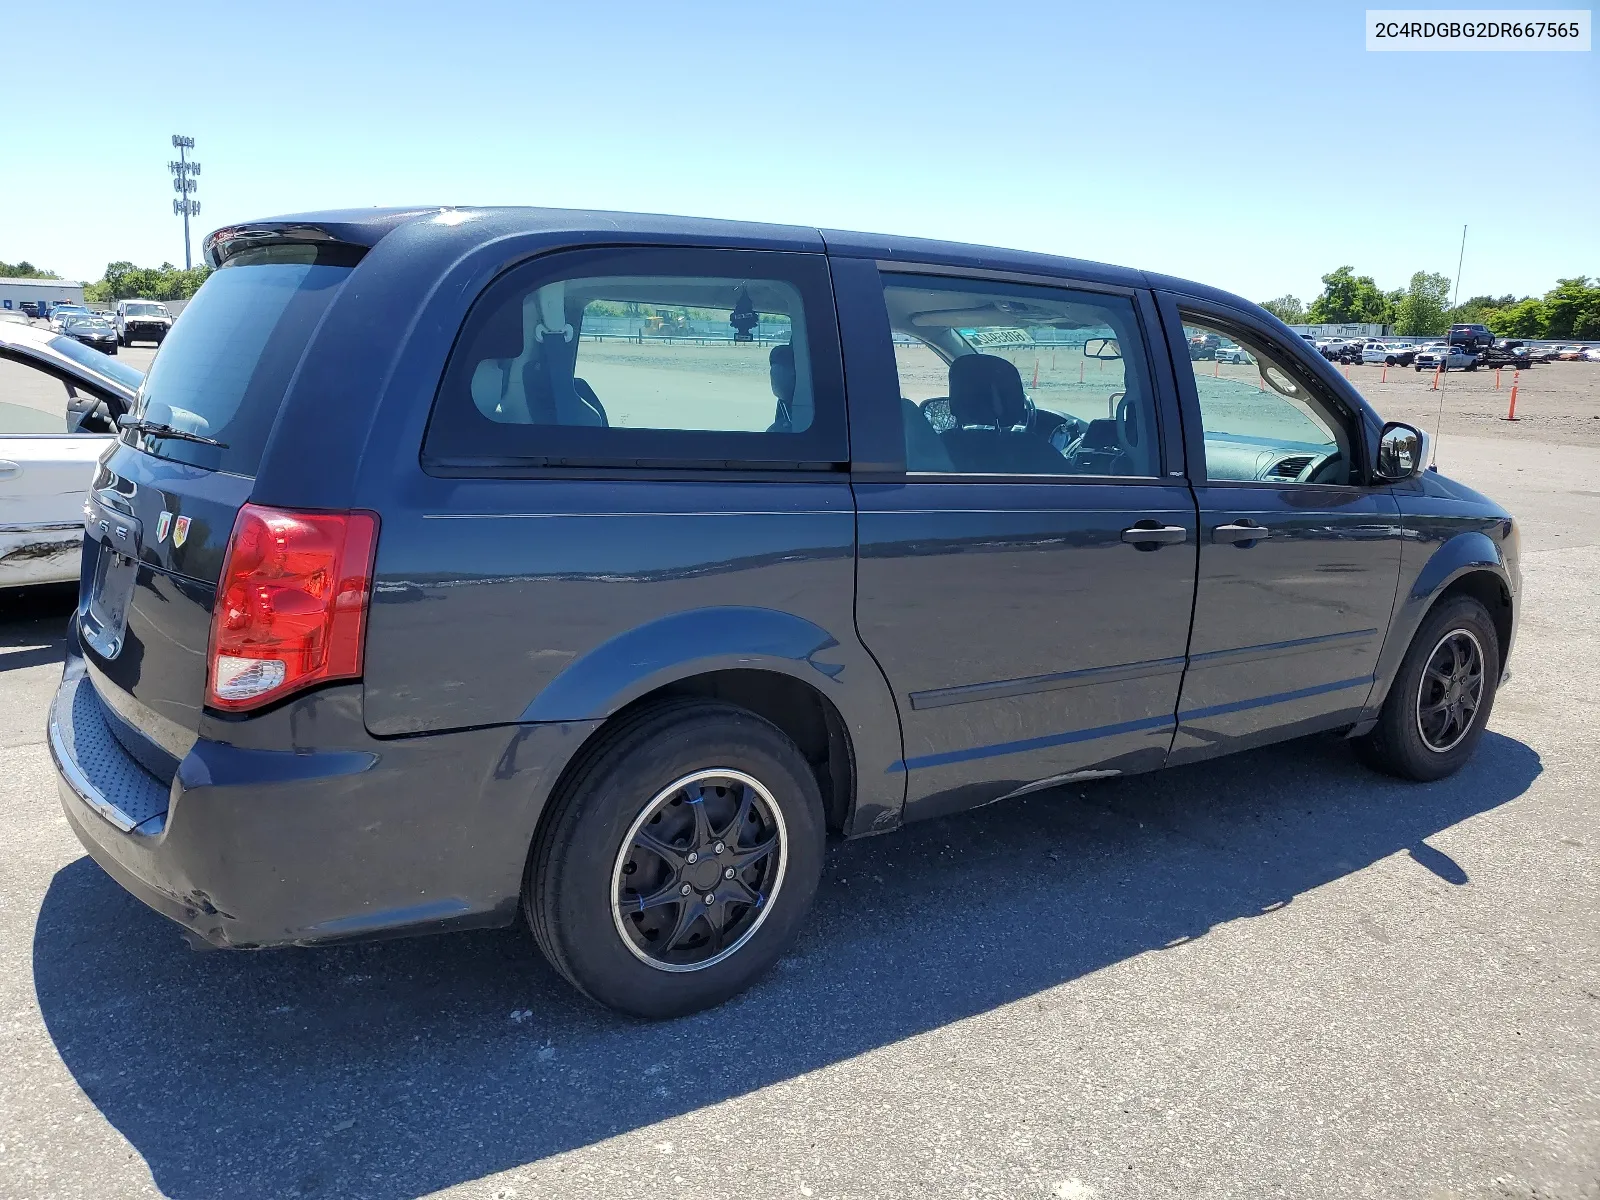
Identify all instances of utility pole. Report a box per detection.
[169,135,202,270]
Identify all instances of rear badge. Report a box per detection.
[173,516,191,548]
[156,512,172,544]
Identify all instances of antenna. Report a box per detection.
[1430,224,1468,467]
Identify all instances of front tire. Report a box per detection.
[525,700,826,1018]
[1356,595,1500,781]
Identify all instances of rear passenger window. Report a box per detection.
[882,276,1160,477]
[425,248,846,469]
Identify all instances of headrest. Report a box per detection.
[1080,418,1121,451]
[769,343,794,368]
[468,294,526,361]
[948,354,1027,429]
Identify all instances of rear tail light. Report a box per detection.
[206,504,379,712]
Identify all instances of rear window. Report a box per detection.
[124,245,354,475]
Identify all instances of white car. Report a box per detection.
[1215,343,1253,364]
[0,323,141,588]
[114,299,174,347]
[46,305,92,332]
[1582,346,1600,363]
[1361,341,1415,365]
[1413,344,1478,372]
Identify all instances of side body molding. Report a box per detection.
[518,606,907,836]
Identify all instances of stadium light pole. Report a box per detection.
[169,135,202,270]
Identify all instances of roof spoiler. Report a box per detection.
[203,209,441,269]
[203,223,371,269]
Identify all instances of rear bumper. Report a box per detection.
[49,657,601,948]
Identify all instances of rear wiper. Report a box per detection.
[116,415,228,448]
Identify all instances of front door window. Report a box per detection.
[1181,318,1358,486]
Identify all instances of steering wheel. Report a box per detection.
[1305,452,1345,485]
[1048,414,1086,455]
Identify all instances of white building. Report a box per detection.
[0,277,86,314]
[1289,322,1391,339]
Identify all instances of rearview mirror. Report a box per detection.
[1082,337,1121,360]
[1375,421,1426,481]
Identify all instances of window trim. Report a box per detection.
[1161,293,1376,489]
[872,268,1178,485]
[420,246,849,475]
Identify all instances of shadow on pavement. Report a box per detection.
[0,583,73,673]
[33,730,1540,1199]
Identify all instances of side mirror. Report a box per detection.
[1375,421,1426,481]
[1083,337,1121,360]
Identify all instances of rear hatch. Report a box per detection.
[79,243,360,779]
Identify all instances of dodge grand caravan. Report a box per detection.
[49,208,1519,1018]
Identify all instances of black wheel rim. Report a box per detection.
[1415,628,1485,753]
[610,769,787,973]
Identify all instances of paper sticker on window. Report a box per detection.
[961,327,1034,349]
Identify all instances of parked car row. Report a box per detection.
[1307,329,1600,371]
[21,299,175,348]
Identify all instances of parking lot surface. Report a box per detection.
[0,366,1594,1198]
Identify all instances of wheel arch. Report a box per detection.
[532,668,857,841]
[1368,530,1514,712]
[520,606,904,839]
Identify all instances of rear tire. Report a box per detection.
[1356,595,1500,781]
[525,700,826,1018]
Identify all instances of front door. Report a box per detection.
[843,265,1198,822]
[1162,299,1405,761]
[0,354,115,587]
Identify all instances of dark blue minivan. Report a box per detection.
[49,208,1519,1017]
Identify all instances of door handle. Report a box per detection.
[1120,523,1188,549]
[0,460,19,480]
[1213,521,1270,545]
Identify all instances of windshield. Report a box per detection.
[46,335,145,391]
[124,303,167,317]
[67,318,112,331]
[126,244,354,475]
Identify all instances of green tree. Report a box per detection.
[1392,271,1453,336]
[1542,276,1600,340]
[1259,295,1307,324]
[0,260,60,279]
[84,261,212,303]
[1306,266,1393,325]
[1447,294,1518,328]
[1485,298,1546,338]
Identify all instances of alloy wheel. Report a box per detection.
[610,769,787,973]
[1415,628,1485,753]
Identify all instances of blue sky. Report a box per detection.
[4,1,1594,304]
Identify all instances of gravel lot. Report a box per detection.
[1344,358,1600,447]
[0,346,1594,1199]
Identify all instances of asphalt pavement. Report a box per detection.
[0,430,1593,1200]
